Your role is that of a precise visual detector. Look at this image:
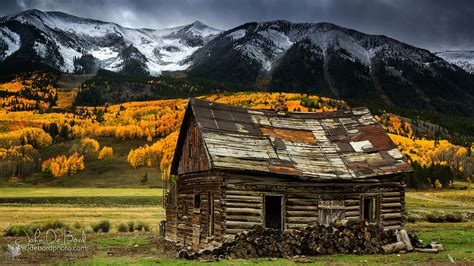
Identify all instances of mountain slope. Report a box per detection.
[436,51,474,73]
[187,21,474,117]
[0,9,221,75]
[1,11,474,118]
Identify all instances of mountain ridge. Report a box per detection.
[0,9,221,75]
[1,9,473,118]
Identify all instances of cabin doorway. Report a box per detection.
[264,195,283,230]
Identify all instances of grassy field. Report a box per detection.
[1,225,472,265]
[0,188,162,197]
[0,188,473,265]
[0,188,164,230]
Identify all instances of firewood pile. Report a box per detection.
[177,220,443,260]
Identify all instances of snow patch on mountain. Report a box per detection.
[58,43,82,72]
[0,10,222,74]
[228,29,246,40]
[0,27,20,59]
[33,41,48,57]
[91,47,119,61]
[218,21,441,74]
[436,51,474,73]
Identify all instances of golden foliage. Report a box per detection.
[41,152,85,177]
[127,132,178,172]
[0,73,58,111]
[98,146,113,160]
[0,127,52,149]
[376,113,413,138]
[81,137,100,153]
[0,144,41,178]
[389,134,473,176]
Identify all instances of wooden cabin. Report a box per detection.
[165,98,412,249]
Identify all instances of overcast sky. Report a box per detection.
[1,0,472,52]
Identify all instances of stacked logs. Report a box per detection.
[179,220,404,260]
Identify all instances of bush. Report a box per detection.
[3,225,31,237]
[117,223,128,232]
[92,220,111,233]
[141,173,148,183]
[128,221,135,232]
[425,212,467,223]
[41,220,68,230]
[426,212,446,223]
[406,214,418,223]
[136,221,150,232]
[445,213,466,223]
[73,222,83,230]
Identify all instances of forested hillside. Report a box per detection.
[0,72,472,189]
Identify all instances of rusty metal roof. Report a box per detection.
[172,98,412,180]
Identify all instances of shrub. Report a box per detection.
[41,220,68,230]
[141,173,148,183]
[445,213,466,223]
[117,223,128,232]
[426,212,445,223]
[136,221,150,232]
[128,221,135,232]
[406,214,418,223]
[3,225,30,237]
[92,220,111,233]
[73,222,83,230]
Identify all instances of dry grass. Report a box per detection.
[0,188,162,197]
[0,205,165,231]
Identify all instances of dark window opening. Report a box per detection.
[194,194,201,209]
[363,197,377,222]
[264,195,282,230]
[208,192,214,236]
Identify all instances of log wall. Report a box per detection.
[221,173,405,237]
[170,173,224,248]
[167,171,405,249]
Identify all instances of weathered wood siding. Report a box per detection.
[176,119,210,175]
[164,183,177,242]
[380,191,404,230]
[221,173,405,237]
[171,173,224,248]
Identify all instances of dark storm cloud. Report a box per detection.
[0,0,472,51]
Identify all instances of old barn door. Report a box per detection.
[318,200,345,225]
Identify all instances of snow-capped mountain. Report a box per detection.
[436,51,474,73]
[189,20,444,81]
[0,9,221,74]
[0,11,473,117]
[187,20,474,117]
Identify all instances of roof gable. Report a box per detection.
[171,98,412,180]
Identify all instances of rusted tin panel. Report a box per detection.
[260,127,316,144]
[352,126,396,151]
[268,164,301,176]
